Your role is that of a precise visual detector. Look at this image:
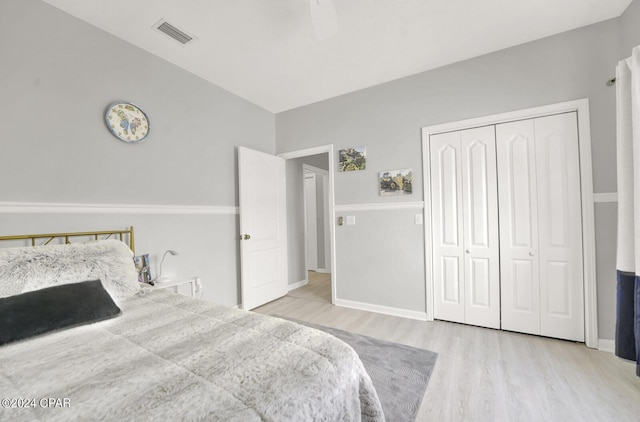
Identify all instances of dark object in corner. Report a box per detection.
[0,279,121,346]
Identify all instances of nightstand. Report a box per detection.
[154,276,201,298]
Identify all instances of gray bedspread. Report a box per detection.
[0,289,384,421]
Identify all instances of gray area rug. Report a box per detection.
[280,317,438,422]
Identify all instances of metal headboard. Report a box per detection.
[0,226,135,253]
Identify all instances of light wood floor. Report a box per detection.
[256,272,640,422]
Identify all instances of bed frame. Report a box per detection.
[0,227,135,253]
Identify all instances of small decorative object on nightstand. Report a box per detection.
[154,276,201,298]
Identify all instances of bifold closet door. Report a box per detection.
[533,113,584,341]
[460,126,500,329]
[430,126,500,329]
[496,113,584,341]
[495,119,541,335]
[430,131,464,324]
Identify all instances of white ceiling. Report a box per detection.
[42,0,632,113]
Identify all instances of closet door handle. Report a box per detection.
[465,249,471,254]
[529,251,535,256]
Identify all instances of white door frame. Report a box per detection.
[422,98,598,348]
[279,145,336,305]
[303,164,331,273]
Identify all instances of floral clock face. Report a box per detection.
[105,102,150,143]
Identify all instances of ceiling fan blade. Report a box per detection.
[309,0,338,41]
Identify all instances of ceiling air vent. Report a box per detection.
[153,20,194,45]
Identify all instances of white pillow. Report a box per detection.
[0,239,140,300]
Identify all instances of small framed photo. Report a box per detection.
[134,254,153,285]
[338,146,367,172]
[379,169,412,196]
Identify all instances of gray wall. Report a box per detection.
[621,0,640,53]
[285,153,329,285]
[335,208,425,312]
[0,0,275,306]
[276,8,640,340]
[1,213,238,304]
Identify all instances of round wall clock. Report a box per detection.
[104,101,150,143]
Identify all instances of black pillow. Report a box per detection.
[0,279,121,345]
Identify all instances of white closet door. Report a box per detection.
[496,119,541,336]
[430,131,465,323]
[430,127,500,329]
[534,113,584,341]
[460,126,500,329]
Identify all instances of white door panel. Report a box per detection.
[439,145,461,247]
[468,257,491,307]
[512,259,535,311]
[534,113,584,341]
[442,256,462,303]
[430,126,499,328]
[238,147,288,310]
[430,131,465,323]
[546,261,571,315]
[461,126,500,329]
[497,119,541,335]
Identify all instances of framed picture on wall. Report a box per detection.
[338,146,367,172]
[378,169,412,196]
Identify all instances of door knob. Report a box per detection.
[465,249,471,254]
[242,234,251,240]
[529,251,535,256]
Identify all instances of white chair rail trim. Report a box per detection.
[335,201,424,212]
[0,202,238,215]
[593,192,618,203]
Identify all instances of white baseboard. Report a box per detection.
[288,279,308,291]
[598,339,615,353]
[314,268,331,274]
[335,298,427,321]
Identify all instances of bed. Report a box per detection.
[0,228,384,421]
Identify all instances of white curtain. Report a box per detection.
[615,45,640,375]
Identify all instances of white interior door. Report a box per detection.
[238,147,288,310]
[460,126,500,329]
[534,113,584,341]
[496,119,541,336]
[430,131,465,324]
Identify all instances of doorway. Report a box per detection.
[279,145,336,305]
[304,164,330,273]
